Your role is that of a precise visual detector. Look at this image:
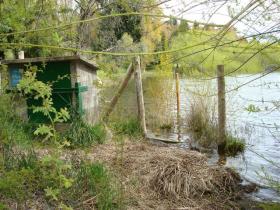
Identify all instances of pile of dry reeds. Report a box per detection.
[149,153,241,200]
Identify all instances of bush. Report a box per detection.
[112,118,142,137]
[64,119,106,148]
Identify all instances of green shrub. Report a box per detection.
[64,119,106,148]
[112,118,142,137]
[0,154,75,207]
[37,155,74,195]
[225,136,245,157]
[0,154,122,209]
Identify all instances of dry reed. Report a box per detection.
[149,153,240,201]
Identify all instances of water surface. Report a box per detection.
[100,72,280,201]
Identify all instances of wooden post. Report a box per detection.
[134,56,147,136]
[217,65,226,155]
[103,63,134,122]
[176,73,180,115]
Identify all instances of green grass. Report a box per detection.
[187,96,245,156]
[0,152,121,209]
[70,162,121,210]
[0,203,9,210]
[112,118,142,137]
[225,135,245,157]
[187,98,217,148]
[2,146,38,171]
[63,118,106,148]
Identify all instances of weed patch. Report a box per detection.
[71,163,120,209]
[0,203,9,210]
[64,118,106,148]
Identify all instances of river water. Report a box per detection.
[101,72,280,202]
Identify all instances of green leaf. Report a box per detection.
[245,104,261,113]
[44,187,60,201]
[34,125,54,140]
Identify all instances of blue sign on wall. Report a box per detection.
[10,68,22,87]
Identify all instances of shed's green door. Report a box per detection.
[26,61,73,123]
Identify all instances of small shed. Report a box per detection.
[0,56,99,124]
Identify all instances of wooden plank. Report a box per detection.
[146,134,181,144]
[103,63,134,122]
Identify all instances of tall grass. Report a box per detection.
[187,91,218,148]
[186,92,245,156]
[63,118,106,148]
[70,162,121,209]
[225,135,245,157]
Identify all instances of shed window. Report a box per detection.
[10,68,22,87]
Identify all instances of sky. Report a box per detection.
[161,0,261,35]
[162,0,233,25]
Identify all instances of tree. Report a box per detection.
[91,0,146,51]
[178,20,189,33]
[193,21,199,30]
[0,0,74,57]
